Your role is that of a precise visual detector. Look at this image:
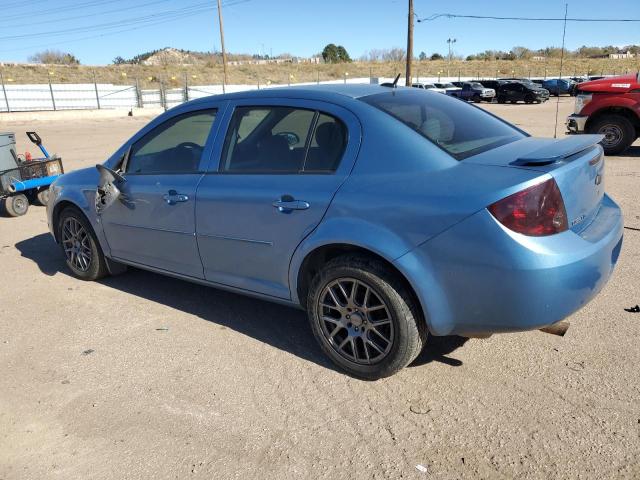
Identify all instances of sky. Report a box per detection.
[0,0,639,65]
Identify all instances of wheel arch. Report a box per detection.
[294,242,426,329]
[585,106,640,132]
[51,200,83,243]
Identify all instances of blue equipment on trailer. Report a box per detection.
[0,131,64,217]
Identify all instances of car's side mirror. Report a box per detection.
[95,164,126,214]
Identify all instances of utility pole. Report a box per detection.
[216,0,228,93]
[405,0,414,86]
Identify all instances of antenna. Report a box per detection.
[392,73,401,87]
[553,3,568,139]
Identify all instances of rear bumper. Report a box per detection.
[566,114,588,133]
[395,194,623,336]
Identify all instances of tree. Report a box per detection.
[29,49,80,65]
[112,56,127,65]
[336,45,352,62]
[322,44,351,63]
[430,53,444,60]
[418,51,427,61]
[322,44,339,63]
[382,48,405,62]
[511,46,532,60]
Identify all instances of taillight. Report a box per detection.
[488,178,568,236]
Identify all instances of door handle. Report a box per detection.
[162,189,189,205]
[272,195,310,213]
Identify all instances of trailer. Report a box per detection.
[0,132,64,217]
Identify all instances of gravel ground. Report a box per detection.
[1,97,639,480]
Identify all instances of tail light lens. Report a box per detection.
[488,178,568,236]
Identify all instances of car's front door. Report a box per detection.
[195,99,361,299]
[99,108,220,278]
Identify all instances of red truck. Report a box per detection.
[566,72,640,155]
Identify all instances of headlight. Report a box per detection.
[574,94,592,114]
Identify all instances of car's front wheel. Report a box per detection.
[58,207,108,280]
[307,255,427,380]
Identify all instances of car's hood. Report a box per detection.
[577,72,640,93]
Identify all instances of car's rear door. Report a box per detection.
[195,98,361,299]
[99,106,222,278]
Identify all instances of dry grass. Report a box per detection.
[1,58,638,87]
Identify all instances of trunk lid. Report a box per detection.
[466,135,605,233]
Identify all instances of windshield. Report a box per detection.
[470,83,484,89]
[361,89,525,160]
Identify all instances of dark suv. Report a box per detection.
[478,80,510,91]
[497,82,549,104]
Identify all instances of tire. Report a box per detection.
[497,95,506,104]
[4,194,29,217]
[307,254,427,380]
[57,206,109,281]
[472,94,481,103]
[587,114,636,156]
[524,94,534,104]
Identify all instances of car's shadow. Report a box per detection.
[15,233,468,375]
[622,145,640,158]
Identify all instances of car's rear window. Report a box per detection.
[361,89,525,160]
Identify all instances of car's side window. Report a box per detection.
[304,113,347,173]
[126,109,217,174]
[220,106,347,174]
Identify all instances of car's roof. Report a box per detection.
[186,83,392,106]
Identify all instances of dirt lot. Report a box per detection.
[1,98,639,479]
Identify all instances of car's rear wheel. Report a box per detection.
[4,194,29,217]
[58,207,108,281]
[497,95,506,104]
[307,254,427,380]
[588,114,636,155]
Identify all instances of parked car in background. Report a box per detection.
[497,81,550,104]
[570,76,589,84]
[412,83,446,93]
[567,72,640,155]
[451,81,465,88]
[543,78,576,96]
[479,79,510,91]
[434,82,461,94]
[47,85,622,379]
[448,82,496,102]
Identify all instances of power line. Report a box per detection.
[1,0,50,9]
[0,3,217,41]
[1,0,130,22]
[417,13,640,22]
[0,0,179,29]
[0,0,249,53]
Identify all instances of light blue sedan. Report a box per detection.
[47,85,623,379]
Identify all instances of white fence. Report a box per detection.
[0,76,490,113]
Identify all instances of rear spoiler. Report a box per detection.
[511,135,603,166]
